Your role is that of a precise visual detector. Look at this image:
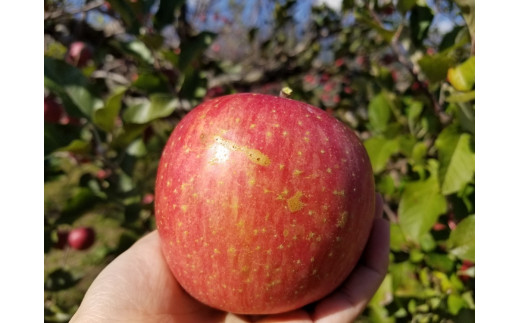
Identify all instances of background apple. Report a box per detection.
[68,227,95,251]
[65,41,92,67]
[155,93,375,314]
[44,97,64,123]
[53,230,69,250]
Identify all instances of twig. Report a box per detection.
[383,202,398,223]
[44,0,105,20]
[368,8,450,125]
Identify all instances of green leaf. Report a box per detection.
[418,53,456,83]
[369,274,393,308]
[446,91,475,103]
[57,139,91,154]
[126,138,147,157]
[390,222,408,252]
[409,6,434,46]
[435,128,475,195]
[398,161,447,243]
[124,40,154,65]
[44,269,80,291]
[123,93,178,124]
[377,174,396,196]
[439,26,466,51]
[448,56,475,91]
[424,253,455,272]
[368,93,392,132]
[453,0,475,48]
[411,142,428,165]
[106,0,140,34]
[356,14,395,43]
[132,73,169,93]
[93,87,127,132]
[390,261,424,297]
[397,0,417,13]
[364,136,399,174]
[57,187,100,224]
[154,0,184,30]
[112,123,148,148]
[448,294,466,315]
[44,123,82,156]
[447,215,475,261]
[44,57,102,118]
[456,104,475,134]
[419,232,436,252]
[178,32,217,71]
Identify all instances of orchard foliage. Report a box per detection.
[44,0,475,322]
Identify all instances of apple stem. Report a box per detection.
[279,86,293,98]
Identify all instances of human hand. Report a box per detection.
[70,194,389,323]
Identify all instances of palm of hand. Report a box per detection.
[71,196,388,323]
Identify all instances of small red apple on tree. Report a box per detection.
[44,97,64,123]
[66,41,93,67]
[68,227,96,250]
[53,229,69,250]
[155,93,375,314]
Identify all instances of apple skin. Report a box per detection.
[68,227,95,250]
[155,93,375,314]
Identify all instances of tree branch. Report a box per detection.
[44,0,105,21]
[368,8,450,125]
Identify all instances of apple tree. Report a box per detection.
[44,0,474,321]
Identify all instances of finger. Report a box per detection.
[312,217,390,323]
[239,310,313,323]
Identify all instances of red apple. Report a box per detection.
[155,93,375,314]
[142,193,154,205]
[44,97,64,123]
[54,230,69,250]
[68,227,95,250]
[66,41,92,67]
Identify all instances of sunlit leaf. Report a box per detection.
[390,222,408,252]
[448,294,467,315]
[398,161,447,243]
[390,261,424,297]
[126,138,147,157]
[93,87,127,132]
[364,136,400,174]
[125,40,154,64]
[435,127,475,195]
[448,56,475,91]
[123,93,178,124]
[447,215,475,261]
[368,93,392,132]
